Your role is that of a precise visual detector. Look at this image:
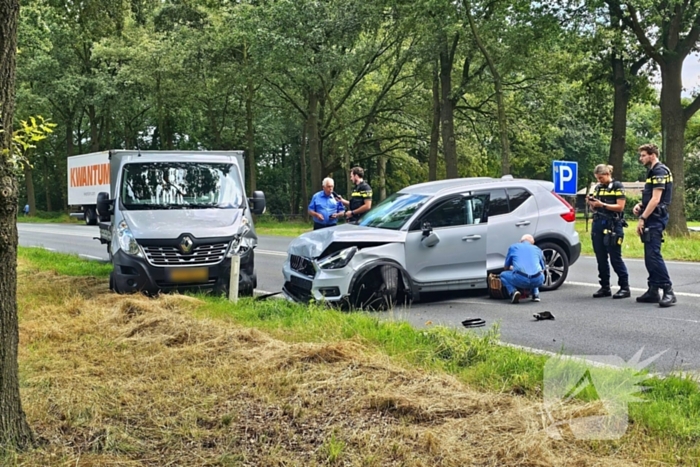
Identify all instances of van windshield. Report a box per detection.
[120,162,244,210]
[358,193,428,230]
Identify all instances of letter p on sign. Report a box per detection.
[552,161,578,196]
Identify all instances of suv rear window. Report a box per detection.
[507,188,532,212]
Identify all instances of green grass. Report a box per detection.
[18,247,113,277]
[17,249,700,461]
[254,215,313,236]
[16,211,80,224]
[575,220,700,261]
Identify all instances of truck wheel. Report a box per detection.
[84,207,98,225]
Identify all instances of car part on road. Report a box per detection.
[533,311,555,321]
[462,318,486,328]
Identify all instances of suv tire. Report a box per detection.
[537,242,569,291]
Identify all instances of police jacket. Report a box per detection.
[349,180,372,214]
[593,179,625,220]
[641,162,673,220]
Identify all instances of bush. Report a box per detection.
[624,194,641,219]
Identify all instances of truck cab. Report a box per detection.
[95,150,265,296]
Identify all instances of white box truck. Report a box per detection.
[67,151,111,224]
[68,150,266,296]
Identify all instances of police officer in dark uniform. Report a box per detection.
[587,164,630,299]
[337,166,372,223]
[633,143,676,307]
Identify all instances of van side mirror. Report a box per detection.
[96,192,113,222]
[249,190,266,215]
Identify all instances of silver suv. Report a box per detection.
[282,176,581,308]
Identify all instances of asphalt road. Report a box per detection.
[18,223,700,374]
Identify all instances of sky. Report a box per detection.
[683,53,700,97]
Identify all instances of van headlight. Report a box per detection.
[316,247,357,270]
[117,220,144,258]
[226,236,254,257]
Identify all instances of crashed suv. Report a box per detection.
[282,176,581,308]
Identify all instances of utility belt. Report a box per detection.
[640,203,668,219]
[593,211,628,227]
[601,228,624,247]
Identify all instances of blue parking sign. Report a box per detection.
[552,161,578,195]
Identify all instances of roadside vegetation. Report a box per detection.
[7,247,700,465]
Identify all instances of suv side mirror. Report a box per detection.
[96,192,113,222]
[249,190,266,215]
[421,221,432,237]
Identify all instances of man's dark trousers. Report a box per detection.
[591,218,628,288]
[644,224,671,288]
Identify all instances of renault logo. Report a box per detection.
[179,236,194,254]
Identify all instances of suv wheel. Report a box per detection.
[537,242,569,291]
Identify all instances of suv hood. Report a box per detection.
[123,209,246,239]
[288,224,407,258]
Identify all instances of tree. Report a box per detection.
[0,0,34,451]
[607,0,700,235]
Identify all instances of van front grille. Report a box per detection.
[143,243,228,266]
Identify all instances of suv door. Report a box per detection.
[404,194,488,290]
[482,187,539,271]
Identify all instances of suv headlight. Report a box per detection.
[117,220,143,258]
[316,247,357,270]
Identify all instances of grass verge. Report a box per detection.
[8,247,700,465]
[17,211,80,224]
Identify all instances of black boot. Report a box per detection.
[659,286,677,308]
[593,287,612,298]
[636,287,660,303]
[613,287,631,299]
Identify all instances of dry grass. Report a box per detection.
[12,268,643,466]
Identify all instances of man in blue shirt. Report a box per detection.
[499,234,545,304]
[308,177,344,230]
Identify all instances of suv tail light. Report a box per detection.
[552,191,576,222]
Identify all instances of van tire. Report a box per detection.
[537,242,569,291]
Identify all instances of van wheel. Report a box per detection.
[84,207,97,225]
[537,242,569,291]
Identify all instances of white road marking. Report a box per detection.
[79,254,104,261]
[256,249,287,257]
[565,280,700,298]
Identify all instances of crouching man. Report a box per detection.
[499,234,545,304]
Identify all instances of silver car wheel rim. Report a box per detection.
[543,249,565,288]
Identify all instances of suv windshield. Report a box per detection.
[120,162,244,210]
[359,193,428,230]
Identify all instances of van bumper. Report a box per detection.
[111,248,256,296]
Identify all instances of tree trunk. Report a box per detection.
[439,37,458,179]
[299,120,308,217]
[307,92,322,194]
[63,117,75,210]
[465,1,510,175]
[0,0,35,450]
[87,104,100,152]
[377,154,387,201]
[245,83,256,194]
[608,54,630,181]
[43,154,52,212]
[429,61,440,181]
[659,59,688,236]
[23,162,35,215]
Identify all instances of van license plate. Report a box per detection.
[168,267,209,283]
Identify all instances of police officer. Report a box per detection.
[337,166,372,223]
[587,164,630,299]
[633,143,676,307]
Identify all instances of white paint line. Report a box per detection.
[79,254,104,261]
[579,255,696,267]
[256,249,287,257]
[44,247,55,251]
[566,280,700,298]
[18,226,97,238]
